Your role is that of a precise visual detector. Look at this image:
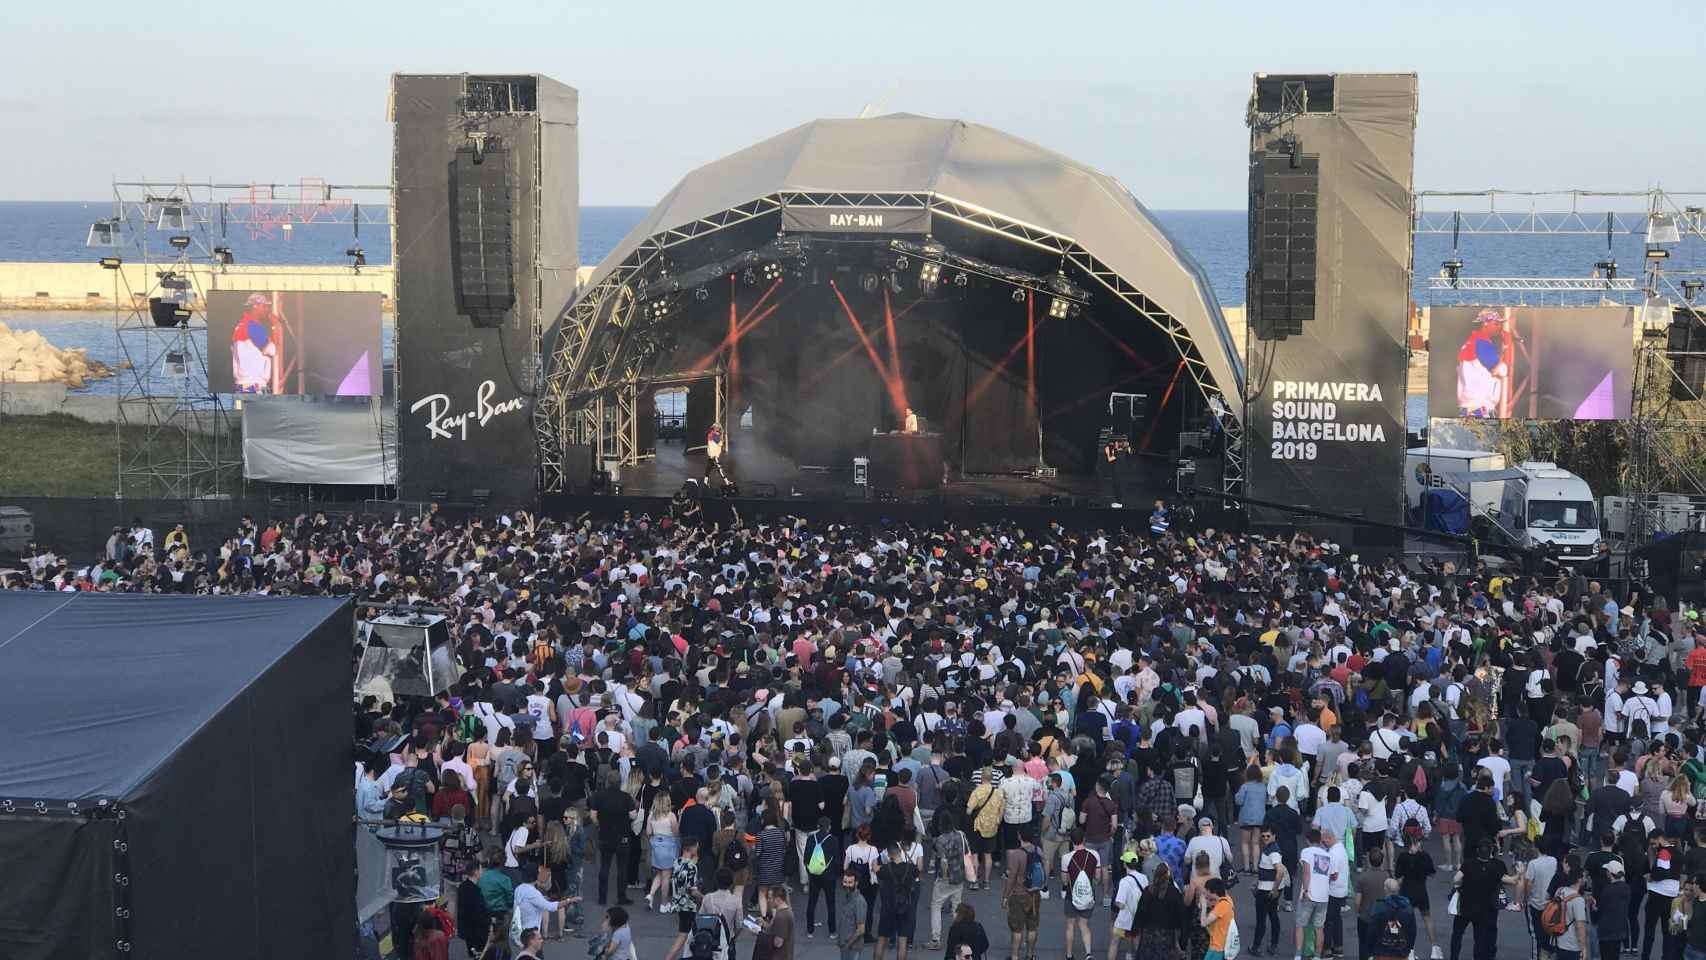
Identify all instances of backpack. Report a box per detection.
[889,861,918,905]
[724,835,750,873]
[1374,908,1410,954]
[1025,847,1046,892]
[807,833,829,876]
[1069,850,1097,910]
[1540,892,1579,937]
[940,832,967,886]
[1055,797,1078,835]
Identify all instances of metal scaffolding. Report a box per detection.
[1413,187,1706,548]
[96,178,391,498]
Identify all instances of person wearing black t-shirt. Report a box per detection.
[789,764,826,887]
[590,772,637,905]
[1448,840,1509,960]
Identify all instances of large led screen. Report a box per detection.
[206,290,382,397]
[1428,305,1633,420]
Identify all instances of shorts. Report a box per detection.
[1297,898,1331,929]
[1087,841,1114,872]
[1006,892,1041,932]
[877,907,916,941]
[1206,951,1226,960]
[1436,818,1462,836]
[1066,900,1096,920]
[1000,820,1026,849]
[1409,892,1431,914]
[678,911,696,934]
[968,831,995,855]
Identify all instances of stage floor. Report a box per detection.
[617,433,1121,505]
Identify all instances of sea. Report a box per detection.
[2,200,1692,431]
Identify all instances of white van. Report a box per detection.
[1495,462,1599,563]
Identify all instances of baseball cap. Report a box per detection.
[1198,817,1214,828]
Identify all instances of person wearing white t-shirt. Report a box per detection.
[1293,717,1327,771]
[1476,741,1512,803]
[1368,717,1411,761]
[1356,786,1389,863]
[1294,829,1336,960]
[1323,830,1352,958]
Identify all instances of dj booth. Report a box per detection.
[868,432,943,490]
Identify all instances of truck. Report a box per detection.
[1406,447,1507,518]
[1494,462,1601,563]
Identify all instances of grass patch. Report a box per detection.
[0,413,237,498]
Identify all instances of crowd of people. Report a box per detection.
[18,502,1706,960]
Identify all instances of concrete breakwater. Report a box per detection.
[0,261,395,310]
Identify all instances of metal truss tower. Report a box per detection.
[1413,187,1706,550]
[92,179,391,498]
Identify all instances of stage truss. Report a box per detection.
[536,191,1244,496]
[1414,187,1706,548]
[94,179,391,498]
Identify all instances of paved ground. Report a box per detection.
[453,837,1546,960]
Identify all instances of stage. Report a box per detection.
[610,429,1174,507]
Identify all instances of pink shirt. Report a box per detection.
[792,637,817,671]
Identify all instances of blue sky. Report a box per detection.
[5,1,1704,207]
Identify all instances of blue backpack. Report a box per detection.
[1025,847,1045,891]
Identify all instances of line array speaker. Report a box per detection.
[1669,306,1706,401]
[1249,151,1318,341]
[449,145,517,326]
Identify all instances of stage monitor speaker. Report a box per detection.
[450,145,518,326]
[563,443,595,492]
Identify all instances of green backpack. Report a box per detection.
[807,833,829,876]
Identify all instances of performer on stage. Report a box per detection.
[705,423,726,482]
[902,407,919,434]
[1455,308,1512,418]
[231,293,283,394]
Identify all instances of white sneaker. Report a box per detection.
[1040,889,1051,900]
[1431,948,1443,959]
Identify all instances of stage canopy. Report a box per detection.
[0,593,354,960]
[538,113,1242,488]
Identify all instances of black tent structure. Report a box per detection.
[0,593,355,960]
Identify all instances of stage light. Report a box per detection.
[86,218,121,248]
[157,271,189,292]
[1595,259,1619,283]
[1683,280,1704,302]
[919,262,941,284]
[1011,287,1026,303]
[694,286,709,302]
[99,257,122,270]
[1441,257,1464,288]
[742,268,757,286]
[156,203,188,231]
[1649,212,1682,245]
[860,273,880,294]
[762,262,781,282]
[894,255,911,272]
[952,271,968,287]
[346,246,367,272]
[213,245,235,265]
[1647,248,1671,260]
[1048,297,1070,319]
[167,235,192,250]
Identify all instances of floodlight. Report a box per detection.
[156,203,188,231]
[919,262,941,284]
[1683,280,1704,302]
[1647,248,1671,260]
[1648,212,1682,245]
[762,262,781,282]
[167,235,191,250]
[86,219,121,248]
[1048,297,1070,319]
[99,257,123,270]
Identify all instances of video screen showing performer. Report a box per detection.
[207,290,382,396]
[1428,305,1634,420]
[1453,308,1509,418]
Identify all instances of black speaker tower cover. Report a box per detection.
[450,145,518,327]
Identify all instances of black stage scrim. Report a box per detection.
[391,73,578,503]
[668,278,1043,476]
[1244,74,1416,533]
[1427,306,1634,420]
